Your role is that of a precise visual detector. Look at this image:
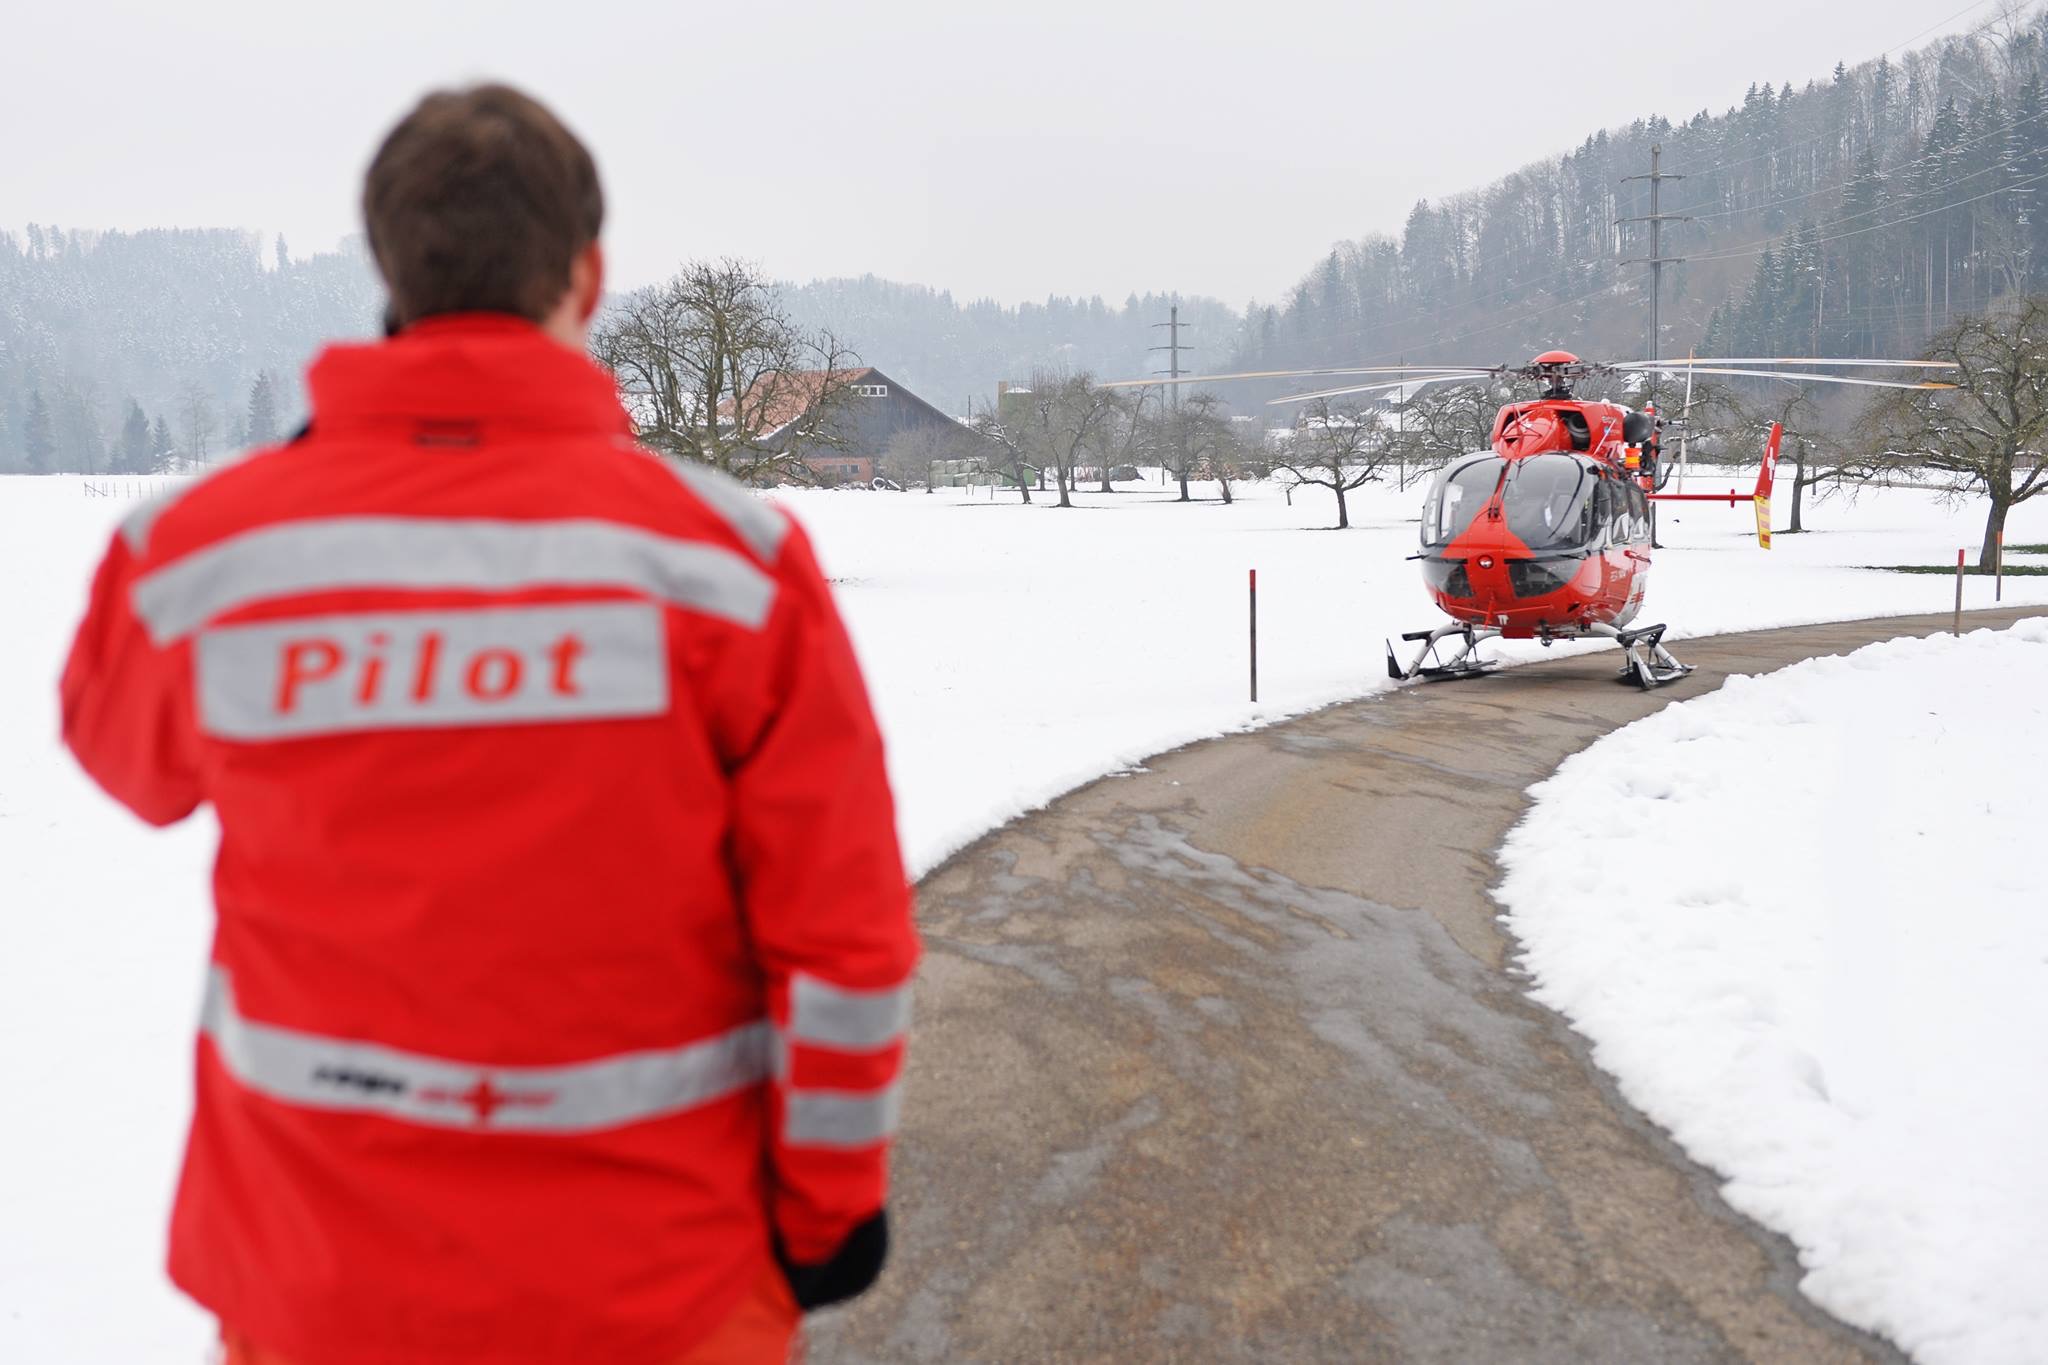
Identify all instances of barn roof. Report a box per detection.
[720,367,877,435]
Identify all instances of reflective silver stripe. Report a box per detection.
[131,516,776,645]
[789,974,912,1052]
[195,602,670,740]
[785,1083,903,1148]
[660,456,790,563]
[200,967,770,1134]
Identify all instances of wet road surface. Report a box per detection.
[813,607,2040,1363]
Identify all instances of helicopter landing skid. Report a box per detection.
[1587,622,1694,689]
[1386,624,1503,682]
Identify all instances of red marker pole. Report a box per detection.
[1954,548,1966,635]
[1249,569,1259,704]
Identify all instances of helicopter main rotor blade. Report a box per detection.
[1266,374,1493,405]
[1615,357,1957,371]
[1097,365,1497,390]
[1622,366,1957,391]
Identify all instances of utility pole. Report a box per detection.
[1150,298,1193,486]
[1620,144,1691,400]
[1149,300,1192,409]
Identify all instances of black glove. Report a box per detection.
[775,1209,889,1312]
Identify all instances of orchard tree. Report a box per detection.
[879,421,975,490]
[592,258,861,484]
[1088,387,1154,492]
[1275,400,1399,529]
[1010,371,1115,508]
[1160,392,1239,503]
[1390,381,1501,487]
[964,411,1034,503]
[1858,299,2048,565]
[1702,384,1874,533]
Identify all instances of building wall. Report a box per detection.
[803,369,965,484]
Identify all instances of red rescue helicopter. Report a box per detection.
[1115,351,1958,687]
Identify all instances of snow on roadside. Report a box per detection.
[1495,619,2048,1365]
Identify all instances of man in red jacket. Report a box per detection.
[61,84,917,1365]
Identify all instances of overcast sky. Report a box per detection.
[7,0,2007,308]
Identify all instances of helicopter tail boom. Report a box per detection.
[1646,422,1781,549]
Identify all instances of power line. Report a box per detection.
[1685,100,2048,224]
[1691,163,2048,264]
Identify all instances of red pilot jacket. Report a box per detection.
[60,315,918,1365]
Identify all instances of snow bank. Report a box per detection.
[1496,619,2048,1365]
[4,470,2046,1359]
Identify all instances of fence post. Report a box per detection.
[1954,548,1965,635]
[1249,569,1259,704]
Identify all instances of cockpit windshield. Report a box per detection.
[1421,455,1505,547]
[1502,453,1594,552]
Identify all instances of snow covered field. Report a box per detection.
[3,469,2046,1359]
[1497,620,2048,1365]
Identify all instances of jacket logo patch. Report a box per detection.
[196,603,670,740]
[416,1076,558,1124]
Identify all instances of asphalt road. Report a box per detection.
[811,606,2042,1364]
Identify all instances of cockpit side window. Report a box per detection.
[1421,456,1505,547]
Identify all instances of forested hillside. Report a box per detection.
[1228,7,2048,390]
[0,227,382,473]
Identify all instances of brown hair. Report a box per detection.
[363,84,604,326]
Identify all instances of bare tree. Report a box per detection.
[1389,381,1499,486]
[1164,392,1239,503]
[1275,400,1400,529]
[1088,387,1153,492]
[1155,397,1197,502]
[967,410,1033,503]
[880,421,975,490]
[1858,299,2048,566]
[1011,371,1116,508]
[1699,385,1874,533]
[593,258,860,484]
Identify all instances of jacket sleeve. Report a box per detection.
[723,522,918,1266]
[60,531,204,827]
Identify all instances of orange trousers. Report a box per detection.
[219,1265,802,1365]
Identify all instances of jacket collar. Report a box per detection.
[306,313,632,439]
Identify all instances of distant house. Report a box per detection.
[734,366,963,484]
